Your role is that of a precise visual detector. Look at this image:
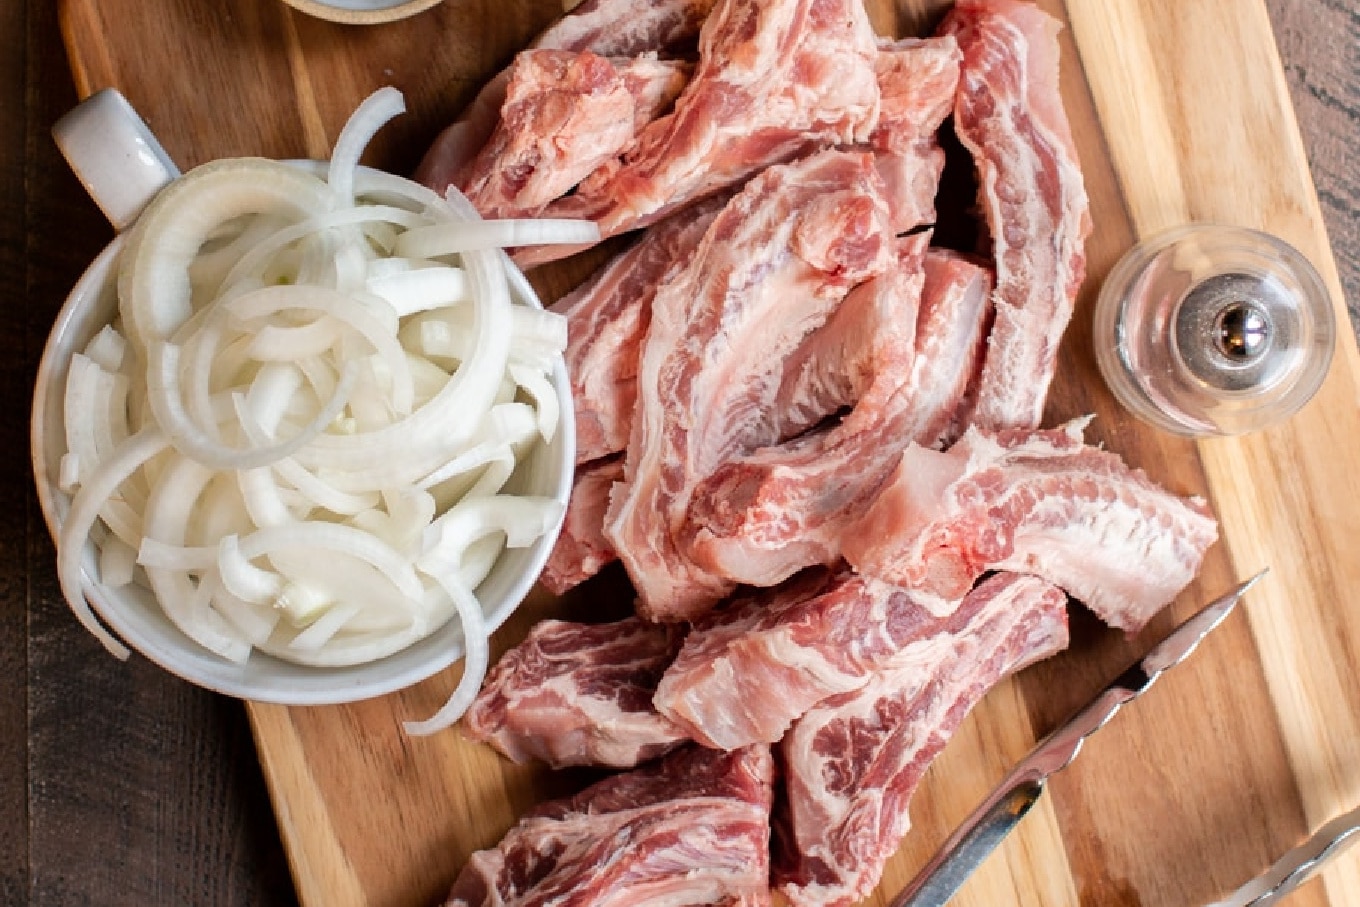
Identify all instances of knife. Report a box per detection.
[890,570,1268,907]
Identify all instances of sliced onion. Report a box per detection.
[402,571,488,737]
[328,86,406,204]
[117,158,334,354]
[395,218,600,259]
[57,427,169,658]
[57,88,572,709]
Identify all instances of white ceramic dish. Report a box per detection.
[33,89,574,705]
[278,0,446,25]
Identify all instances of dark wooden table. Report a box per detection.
[1,1,1355,904]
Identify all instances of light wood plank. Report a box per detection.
[1069,1,1360,902]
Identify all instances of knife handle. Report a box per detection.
[889,778,1047,907]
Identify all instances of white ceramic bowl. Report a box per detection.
[33,91,574,705]
[278,0,445,25]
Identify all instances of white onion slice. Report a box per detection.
[58,427,169,658]
[401,571,488,737]
[395,218,600,259]
[328,86,406,204]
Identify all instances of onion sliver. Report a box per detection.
[57,427,169,658]
[401,571,488,737]
[395,218,600,258]
[118,158,334,355]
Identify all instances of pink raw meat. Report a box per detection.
[842,418,1219,632]
[537,0,718,59]
[873,141,946,235]
[686,246,992,588]
[555,196,725,465]
[446,743,774,906]
[869,36,961,157]
[540,457,625,596]
[654,562,1048,752]
[604,149,896,621]
[940,0,1092,431]
[417,0,715,195]
[463,616,687,768]
[520,0,883,266]
[457,52,689,219]
[774,572,1070,906]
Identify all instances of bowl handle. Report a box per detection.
[52,89,181,232]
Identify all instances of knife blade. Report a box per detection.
[890,569,1268,907]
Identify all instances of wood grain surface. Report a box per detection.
[2,0,1354,904]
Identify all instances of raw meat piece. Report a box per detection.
[521,0,883,267]
[417,0,715,197]
[940,0,1092,432]
[687,246,992,588]
[655,562,1048,751]
[843,418,1219,631]
[865,36,959,233]
[604,149,896,621]
[538,0,719,59]
[873,140,946,235]
[540,457,625,596]
[556,196,725,465]
[464,616,687,768]
[458,52,689,219]
[446,744,774,906]
[774,572,1070,906]
[760,234,927,449]
[869,36,962,157]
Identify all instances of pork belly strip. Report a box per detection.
[774,572,1070,907]
[843,417,1219,631]
[604,149,896,622]
[445,744,774,907]
[519,0,882,267]
[457,51,690,219]
[540,456,625,597]
[940,0,1092,432]
[463,615,687,768]
[655,561,1052,752]
[416,0,716,196]
[555,196,725,465]
[687,247,993,588]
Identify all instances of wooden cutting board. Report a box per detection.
[58,1,1360,905]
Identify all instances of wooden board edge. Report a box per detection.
[247,701,367,907]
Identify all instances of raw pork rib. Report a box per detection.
[604,149,895,621]
[540,456,625,597]
[941,0,1092,431]
[417,0,715,196]
[687,246,992,588]
[869,36,961,157]
[458,51,689,218]
[540,0,718,59]
[655,562,1045,751]
[464,616,686,768]
[843,418,1219,631]
[556,196,725,465]
[524,0,883,266]
[774,572,1070,906]
[446,744,774,906]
